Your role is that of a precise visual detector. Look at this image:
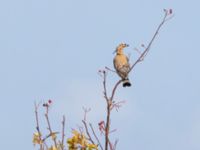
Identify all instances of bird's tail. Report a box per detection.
[123,78,131,87]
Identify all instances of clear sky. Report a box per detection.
[0,0,200,150]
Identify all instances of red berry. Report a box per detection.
[48,99,52,104]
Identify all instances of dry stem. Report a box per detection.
[45,111,58,148]
[129,11,171,73]
[89,123,104,150]
[61,115,65,150]
[34,102,44,150]
[103,10,172,150]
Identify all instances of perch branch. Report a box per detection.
[129,10,171,74]
[102,70,123,150]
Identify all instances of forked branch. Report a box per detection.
[129,9,173,73]
[102,9,173,150]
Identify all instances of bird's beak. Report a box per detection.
[113,43,129,54]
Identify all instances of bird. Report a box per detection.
[113,43,131,87]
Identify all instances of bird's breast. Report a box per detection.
[114,55,128,68]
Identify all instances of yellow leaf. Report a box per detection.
[50,132,57,140]
[32,132,42,145]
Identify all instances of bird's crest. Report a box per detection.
[113,43,129,54]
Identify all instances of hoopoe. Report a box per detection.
[113,43,131,87]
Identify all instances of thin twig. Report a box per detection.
[42,132,59,142]
[129,11,170,74]
[45,112,58,148]
[61,115,65,150]
[113,139,119,150]
[83,107,91,121]
[102,70,123,150]
[34,102,44,150]
[134,48,142,55]
[108,139,114,150]
[102,10,172,150]
[104,74,110,150]
[82,120,95,144]
[110,100,126,111]
[105,66,116,73]
[109,129,117,134]
[82,107,96,145]
[89,123,104,150]
[102,70,111,150]
[103,71,109,101]
[110,79,123,102]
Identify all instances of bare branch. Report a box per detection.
[102,10,173,150]
[83,107,91,121]
[42,132,59,142]
[82,120,95,144]
[45,112,58,148]
[101,68,123,150]
[34,102,44,150]
[110,100,126,111]
[102,70,109,101]
[61,115,65,150]
[134,47,142,55]
[104,78,122,150]
[82,107,96,145]
[102,70,111,150]
[129,10,172,74]
[108,139,114,150]
[105,66,116,73]
[110,79,123,102]
[89,123,104,150]
[113,139,119,150]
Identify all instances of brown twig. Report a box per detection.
[89,123,103,150]
[82,120,95,144]
[102,70,112,150]
[129,10,171,74]
[61,115,65,150]
[82,107,96,145]
[105,66,116,73]
[108,140,113,150]
[102,70,109,101]
[83,107,91,121]
[102,10,172,150]
[103,71,110,150]
[45,111,58,148]
[42,132,59,142]
[106,79,122,150]
[113,139,119,150]
[110,100,126,111]
[100,69,123,150]
[34,102,44,150]
[102,70,123,150]
[110,80,123,102]
[100,70,123,150]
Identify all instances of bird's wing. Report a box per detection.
[126,55,129,63]
[113,57,118,70]
[125,55,131,69]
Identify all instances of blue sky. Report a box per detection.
[0,0,200,150]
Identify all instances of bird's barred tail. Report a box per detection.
[123,78,131,87]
